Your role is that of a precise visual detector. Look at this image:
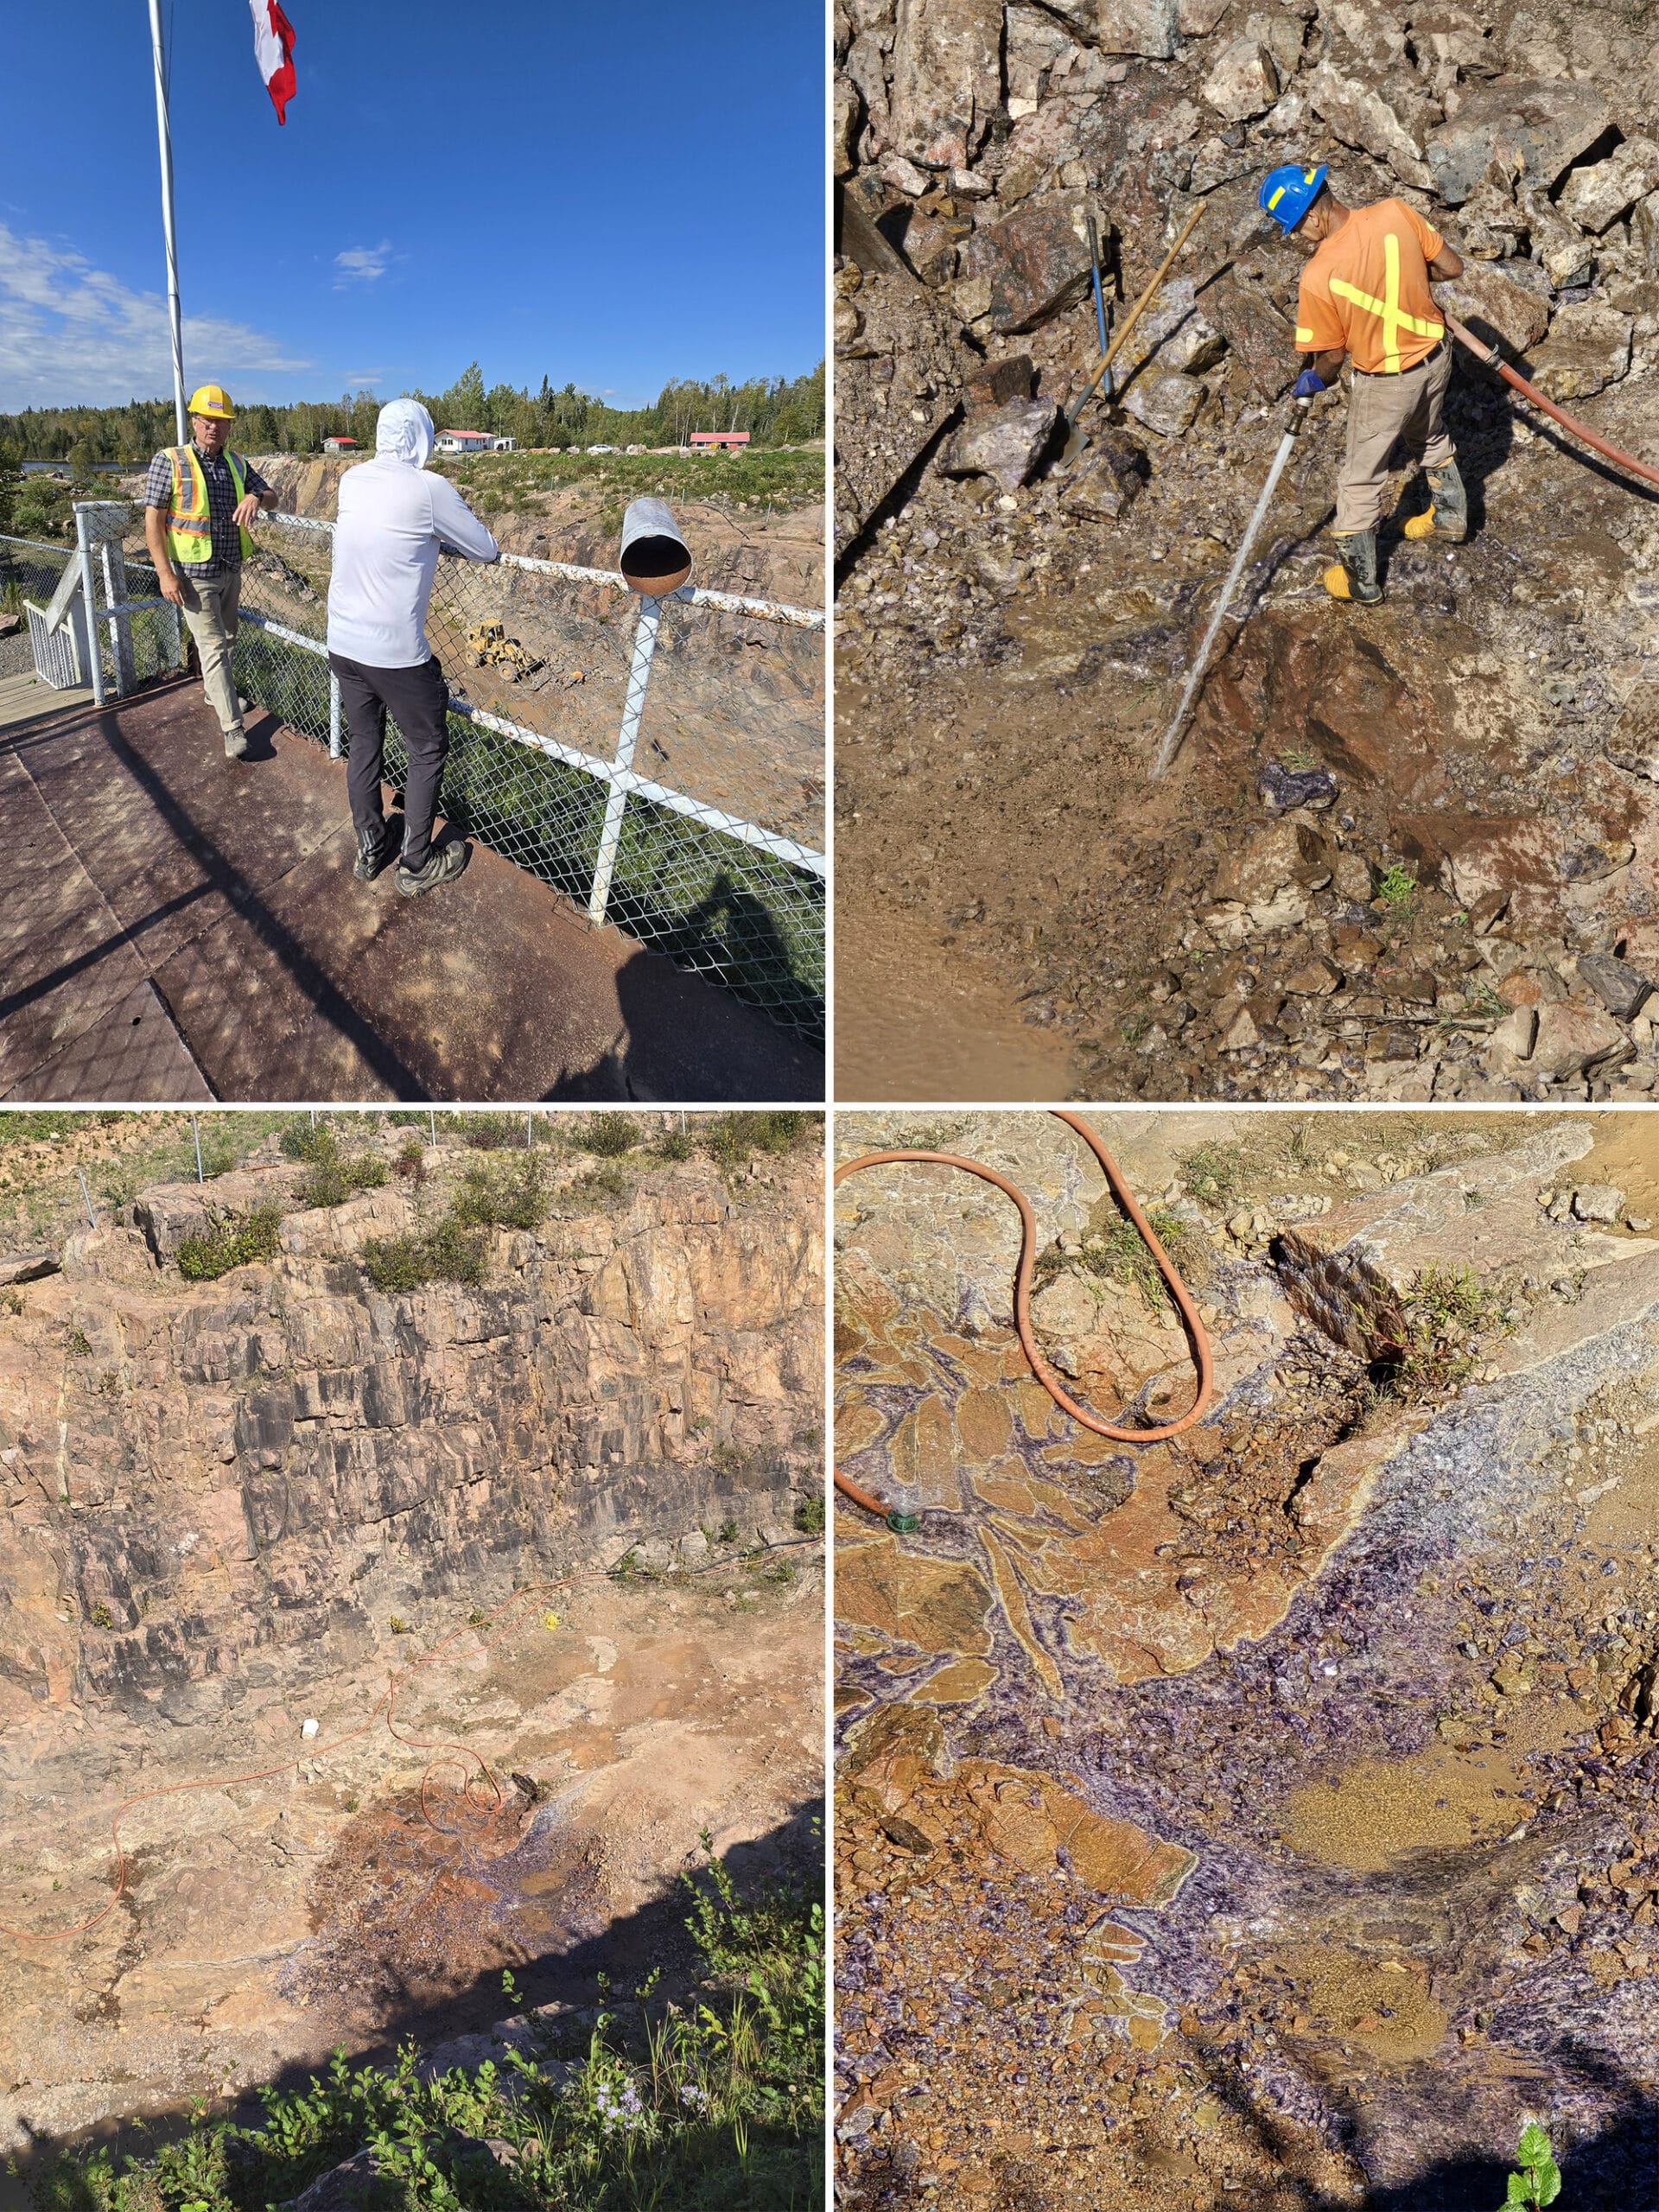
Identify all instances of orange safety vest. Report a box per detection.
[165,445,253,564]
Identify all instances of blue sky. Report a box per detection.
[0,0,824,412]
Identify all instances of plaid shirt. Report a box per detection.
[143,442,271,576]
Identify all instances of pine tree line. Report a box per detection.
[0,360,824,469]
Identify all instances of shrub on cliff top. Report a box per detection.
[451,1155,547,1231]
[582,1111,638,1157]
[359,1217,486,1294]
[702,1110,817,1171]
[175,1203,283,1281]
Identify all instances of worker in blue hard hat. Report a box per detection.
[1259,163,1465,605]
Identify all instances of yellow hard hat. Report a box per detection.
[187,383,235,421]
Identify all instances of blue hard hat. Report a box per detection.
[1260,162,1327,233]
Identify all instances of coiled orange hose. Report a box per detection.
[0,1541,820,1946]
[833,1110,1213,1524]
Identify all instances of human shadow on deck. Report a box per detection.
[3,704,423,1098]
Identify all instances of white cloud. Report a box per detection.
[334,241,394,287]
[0,223,310,408]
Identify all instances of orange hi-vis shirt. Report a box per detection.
[1294,198,1446,376]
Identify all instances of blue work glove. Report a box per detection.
[1292,367,1326,397]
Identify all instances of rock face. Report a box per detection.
[0,1149,822,1726]
[1424,78,1616,206]
[940,396,1060,489]
[961,194,1096,333]
[1530,299,1634,401]
[889,0,1003,170]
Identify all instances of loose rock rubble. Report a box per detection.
[836,0,1659,1102]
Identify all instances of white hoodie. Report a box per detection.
[326,398,499,668]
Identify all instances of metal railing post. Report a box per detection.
[587,593,662,929]
[100,537,136,698]
[74,507,105,708]
[328,668,342,759]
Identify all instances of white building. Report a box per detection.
[434,429,515,454]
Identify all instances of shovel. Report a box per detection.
[1061,198,1208,465]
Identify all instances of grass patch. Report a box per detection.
[175,1204,283,1282]
[567,1163,630,1208]
[452,1112,526,1152]
[28,1838,823,2212]
[1179,1141,1248,1209]
[0,1112,124,1152]
[1375,1262,1516,1404]
[433,444,825,512]
[1036,1208,1207,1314]
[282,1124,389,1209]
[793,1492,824,1536]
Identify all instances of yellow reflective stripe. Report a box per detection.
[1304,167,1319,182]
[1295,326,1315,343]
[1327,232,1444,373]
[1268,185,1285,210]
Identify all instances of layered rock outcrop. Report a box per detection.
[0,1142,822,1735]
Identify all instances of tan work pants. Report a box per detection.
[1336,342,1456,536]
[177,569,243,736]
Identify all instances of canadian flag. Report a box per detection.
[249,0,296,124]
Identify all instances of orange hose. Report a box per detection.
[1,1541,819,1946]
[833,1110,1212,1522]
[1446,313,1659,492]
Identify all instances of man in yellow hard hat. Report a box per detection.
[143,385,278,757]
[1260,164,1465,605]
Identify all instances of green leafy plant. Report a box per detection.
[392,1137,428,1184]
[1376,861,1417,910]
[793,1492,825,1535]
[657,1129,696,1160]
[176,1203,283,1281]
[1503,2121,1561,2207]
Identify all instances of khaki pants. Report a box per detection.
[1336,342,1456,536]
[177,569,243,735]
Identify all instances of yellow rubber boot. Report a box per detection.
[1324,531,1381,603]
[1402,460,1468,543]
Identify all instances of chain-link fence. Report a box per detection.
[1,503,827,1041]
[1,514,181,693]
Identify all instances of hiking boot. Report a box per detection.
[224,725,248,760]
[353,823,394,881]
[396,839,469,898]
[1324,530,1382,604]
[1402,459,1468,543]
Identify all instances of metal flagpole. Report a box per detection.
[148,0,188,443]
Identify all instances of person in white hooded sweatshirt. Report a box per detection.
[327,399,499,894]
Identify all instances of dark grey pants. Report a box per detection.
[329,651,450,874]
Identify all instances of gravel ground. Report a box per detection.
[0,630,36,680]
